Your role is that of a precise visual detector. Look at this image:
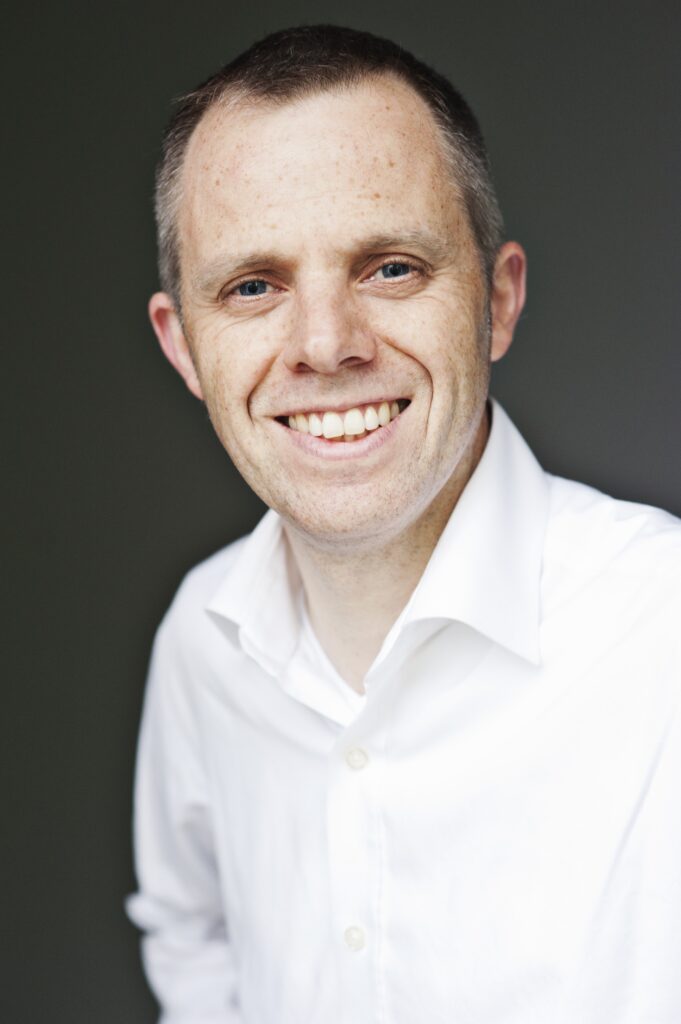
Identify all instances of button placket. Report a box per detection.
[326,736,378,1022]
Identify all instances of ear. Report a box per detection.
[148,292,204,400]
[489,241,527,362]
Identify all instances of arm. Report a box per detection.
[126,621,243,1023]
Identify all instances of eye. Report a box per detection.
[235,279,270,297]
[378,261,414,280]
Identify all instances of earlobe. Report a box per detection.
[489,242,527,363]
[148,292,204,400]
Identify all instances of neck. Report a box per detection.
[284,409,490,692]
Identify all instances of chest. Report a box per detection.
[193,624,679,1023]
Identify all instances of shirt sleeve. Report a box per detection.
[126,619,243,1023]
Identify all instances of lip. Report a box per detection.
[272,402,407,460]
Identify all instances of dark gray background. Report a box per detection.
[4,1,679,1020]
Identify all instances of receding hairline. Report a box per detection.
[181,72,464,200]
[183,71,435,156]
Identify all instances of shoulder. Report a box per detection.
[140,535,254,728]
[153,534,249,661]
[543,474,681,653]
[546,474,681,579]
[170,536,248,617]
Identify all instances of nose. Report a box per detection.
[282,284,377,375]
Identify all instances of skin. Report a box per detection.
[150,76,526,690]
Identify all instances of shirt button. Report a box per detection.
[345,746,369,770]
[344,926,366,951]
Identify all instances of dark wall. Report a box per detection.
[5,1,679,1020]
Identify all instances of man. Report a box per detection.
[127,24,681,1024]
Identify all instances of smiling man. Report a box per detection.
[127,25,681,1024]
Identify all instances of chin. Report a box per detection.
[279,497,418,553]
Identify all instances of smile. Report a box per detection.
[277,399,410,442]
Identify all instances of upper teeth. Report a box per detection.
[287,401,401,439]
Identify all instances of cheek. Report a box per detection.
[378,293,486,378]
[193,320,276,421]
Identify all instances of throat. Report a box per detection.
[306,601,385,694]
[287,526,432,693]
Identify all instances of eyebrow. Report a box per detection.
[193,228,455,296]
[353,231,454,266]
[193,253,286,295]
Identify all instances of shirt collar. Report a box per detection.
[206,399,549,672]
[206,508,301,675]
[400,399,549,664]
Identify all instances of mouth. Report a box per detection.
[275,398,410,442]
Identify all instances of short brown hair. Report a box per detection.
[154,24,504,308]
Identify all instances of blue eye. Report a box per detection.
[237,279,269,297]
[379,262,412,279]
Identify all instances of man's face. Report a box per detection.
[153,77,522,550]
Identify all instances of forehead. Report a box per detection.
[178,76,467,272]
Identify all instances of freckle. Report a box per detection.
[373,192,381,199]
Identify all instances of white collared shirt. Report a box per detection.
[127,401,681,1024]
